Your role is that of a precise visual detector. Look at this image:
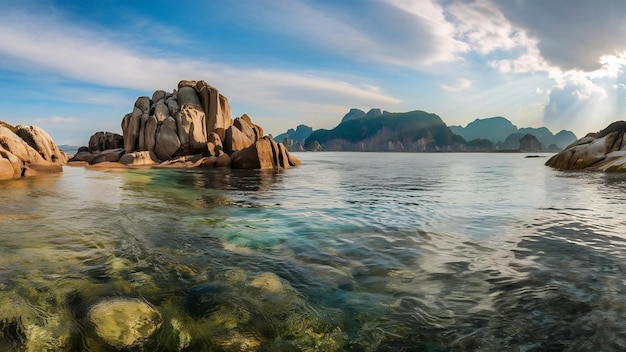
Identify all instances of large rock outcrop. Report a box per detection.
[0,121,67,180]
[93,79,300,170]
[545,121,626,171]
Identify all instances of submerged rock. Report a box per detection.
[88,298,163,348]
[545,121,626,171]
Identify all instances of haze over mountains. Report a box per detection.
[274,108,578,152]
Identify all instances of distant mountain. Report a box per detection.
[57,144,81,154]
[553,130,578,149]
[273,124,313,144]
[449,117,518,144]
[341,108,366,124]
[304,110,481,152]
[340,108,390,124]
[273,124,313,152]
[451,117,577,150]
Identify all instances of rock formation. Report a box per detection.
[0,121,67,180]
[88,298,163,348]
[518,134,544,152]
[545,121,626,171]
[74,80,299,170]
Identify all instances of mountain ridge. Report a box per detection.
[275,108,577,152]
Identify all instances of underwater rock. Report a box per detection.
[0,293,71,351]
[88,297,163,348]
[250,272,286,293]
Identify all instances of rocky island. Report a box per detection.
[70,79,300,170]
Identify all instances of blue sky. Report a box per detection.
[2,0,626,145]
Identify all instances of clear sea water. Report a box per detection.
[1,152,625,351]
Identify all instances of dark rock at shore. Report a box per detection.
[545,121,626,171]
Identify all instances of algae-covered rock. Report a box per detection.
[88,298,163,348]
[250,272,286,293]
[0,293,71,351]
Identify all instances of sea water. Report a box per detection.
[0,152,625,351]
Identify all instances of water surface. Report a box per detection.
[1,153,625,351]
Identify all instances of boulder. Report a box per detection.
[231,138,277,169]
[0,123,65,179]
[154,116,181,160]
[121,108,142,153]
[119,151,159,166]
[0,158,14,179]
[144,116,158,152]
[90,148,125,165]
[288,153,302,167]
[166,95,180,117]
[546,121,626,171]
[15,125,67,164]
[223,125,254,155]
[88,132,124,152]
[135,96,151,113]
[233,116,256,142]
[176,105,207,152]
[277,142,291,169]
[199,156,218,168]
[178,80,197,89]
[195,81,232,141]
[153,102,170,122]
[152,90,166,104]
[88,298,162,348]
[216,153,231,167]
[206,132,223,157]
[240,113,263,140]
[69,151,97,164]
[177,86,202,108]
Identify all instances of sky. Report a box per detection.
[1,0,626,145]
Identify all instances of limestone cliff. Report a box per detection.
[304,110,471,152]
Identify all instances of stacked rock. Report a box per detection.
[71,80,300,170]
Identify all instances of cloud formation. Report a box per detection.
[0,7,400,134]
[1,0,626,142]
[493,0,626,71]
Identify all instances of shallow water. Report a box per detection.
[1,152,625,351]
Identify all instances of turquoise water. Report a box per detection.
[1,152,625,351]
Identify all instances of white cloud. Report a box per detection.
[447,0,519,54]
[35,116,78,124]
[383,0,469,65]
[0,9,400,120]
[440,78,472,92]
[492,0,626,71]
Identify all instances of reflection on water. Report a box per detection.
[0,153,625,351]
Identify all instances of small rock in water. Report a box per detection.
[250,272,286,293]
[88,298,162,348]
